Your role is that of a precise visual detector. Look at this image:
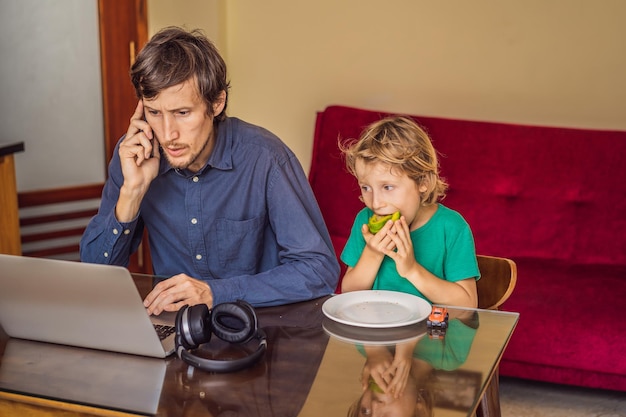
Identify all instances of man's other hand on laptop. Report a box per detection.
[143,274,214,315]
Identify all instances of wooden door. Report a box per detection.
[98,0,152,273]
[98,0,148,164]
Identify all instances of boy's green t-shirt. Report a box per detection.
[340,204,480,302]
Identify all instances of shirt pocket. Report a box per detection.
[216,216,265,273]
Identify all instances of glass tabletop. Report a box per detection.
[0,275,519,417]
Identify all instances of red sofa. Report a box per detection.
[308,105,626,392]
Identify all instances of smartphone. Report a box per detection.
[142,110,156,159]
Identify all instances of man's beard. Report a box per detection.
[161,136,211,171]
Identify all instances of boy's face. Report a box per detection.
[355,160,427,230]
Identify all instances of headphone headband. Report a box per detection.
[178,328,267,373]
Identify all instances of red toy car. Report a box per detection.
[426,306,449,329]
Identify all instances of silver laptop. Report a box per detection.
[0,254,175,358]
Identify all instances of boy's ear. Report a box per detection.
[418,175,430,193]
[212,90,227,117]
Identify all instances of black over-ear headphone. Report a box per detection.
[175,300,267,373]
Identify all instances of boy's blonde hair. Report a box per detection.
[341,116,448,206]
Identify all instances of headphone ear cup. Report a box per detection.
[210,300,257,344]
[176,304,212,349]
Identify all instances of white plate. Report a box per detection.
[322,290,431,328]
[322,318,426,346]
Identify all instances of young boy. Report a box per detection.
[340,116,479,308]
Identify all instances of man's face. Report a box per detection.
[143,79,224,173]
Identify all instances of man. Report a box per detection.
[80,27,339,314]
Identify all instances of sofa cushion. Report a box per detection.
[501,258,626,391]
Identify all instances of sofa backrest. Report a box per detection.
[309,105,626,268]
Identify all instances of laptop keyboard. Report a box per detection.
[154,324,175,341]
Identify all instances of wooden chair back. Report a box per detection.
[474,254,518,417]
[476,254,517,310]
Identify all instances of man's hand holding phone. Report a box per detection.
[116,100,161,222]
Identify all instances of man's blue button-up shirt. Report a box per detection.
[80,117,339,306]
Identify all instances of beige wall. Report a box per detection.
[147,0,225,51]
[149,0,626,174]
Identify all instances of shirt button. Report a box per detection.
[123,229,131,235]
[195,254,202,260]
[112,228,118,235]
[191,218,198,225]
[104,252,109,258]
[192,176,199,183]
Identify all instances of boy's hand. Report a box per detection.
[385,339,418,398]
[361,218,397,255]
[361,346,394,393]
[383,216,419,278]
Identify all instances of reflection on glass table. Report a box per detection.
[302,305,518,417]
[328,309,479,417]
